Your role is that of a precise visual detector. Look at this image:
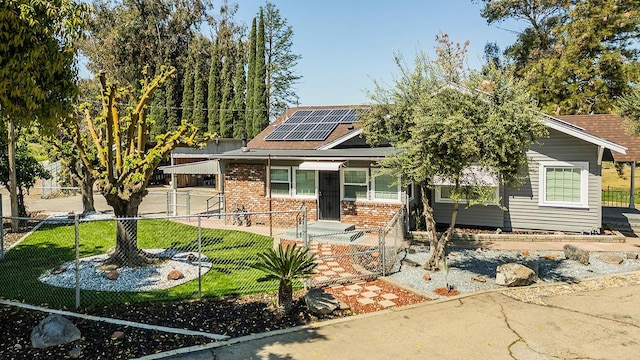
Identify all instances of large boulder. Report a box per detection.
[563,244,590,265]
[304,288,339,316]
[31,315,81,349]
[599,254,624,265]
[495,263,538,287]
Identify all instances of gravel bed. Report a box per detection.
[38,249,211,292]
[387,246,640,299]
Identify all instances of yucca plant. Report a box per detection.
[252,243,318,313]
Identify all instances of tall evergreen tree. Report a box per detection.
[245,17,258,137]
[192,54,208,132]
[219,45,236,137]
[150,83,168,137]
[264,2,302,119]
[207,39,222,134]
[252,8,268,137]
[181,56,195,123]
[165,75,180,132]
[232,39,247,139]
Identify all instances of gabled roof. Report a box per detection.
[554,114,636,162]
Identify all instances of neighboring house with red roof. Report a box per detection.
[166,107,628,233]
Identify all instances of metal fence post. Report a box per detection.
[379,227,386,277]
[74,214,81,309]
[302,205,308,248]
[166,192,171,216]
[197,215,202,298]
[186,193,191,216]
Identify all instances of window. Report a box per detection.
[435,185,499,204]
[270,167,290,196]
[372,172,400,201]
[539,161,589,208]
[294,169,316,197]
[343,169,368,200]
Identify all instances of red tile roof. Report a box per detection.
[556,114,640,162]
[247,105,367,150]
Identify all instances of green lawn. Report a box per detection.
[0,219,277,309]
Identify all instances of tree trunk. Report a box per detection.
[103,190,153,267]
[77,172,95,214]
[278,280,293,314]
[422,183,460,271]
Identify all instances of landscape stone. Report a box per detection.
[471,275,486,283]
[30,315,81,349]
[627,253,639,260]
[520,259,540,276]
[167,269,184,280]
[401,258,421,268]
[495,263,538,287]
[51,266,66,275]
[13,343,22,350]
[521,250,530,256]
[304,288,339,315]
[599,254,624,265]
[111,331,125,340]
[69,347,82,358]
[563,244,590,265]
[105,270,119,280]
[99,264,119,272]
[423,272,431,281]
[186,253,197,261]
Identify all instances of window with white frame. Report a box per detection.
[294,169,316,197]
[539,161,589,208]
[270,167,290,196]
[372,172,400,201]
[342,169,368,200]
[435,185,499,204]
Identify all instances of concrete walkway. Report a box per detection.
[150,282,640,360]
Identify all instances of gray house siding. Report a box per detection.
[433,129,602,233]
[503,129,602,233]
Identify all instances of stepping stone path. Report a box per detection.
[308,242,361,285]
[328,282,399,308]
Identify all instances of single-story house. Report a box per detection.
[166,106,627,233]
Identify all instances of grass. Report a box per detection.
[602,162,640,207]
[0,219,277,309]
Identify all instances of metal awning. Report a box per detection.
[298,161,344,171]
[159,160,220,175]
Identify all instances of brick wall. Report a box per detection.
[341,201,402,228]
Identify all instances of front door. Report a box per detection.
[318,171,340,220]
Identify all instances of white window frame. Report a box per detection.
[270,166,291,197]
[538,161,589,209]
[341,168,369,201]
[371,170,402,202]
[293,167,317,198]
[435,185,500,204]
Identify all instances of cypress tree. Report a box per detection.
[252,8,268,137]
[150,82,167,137]
[165,75,179,131]
[192,55,207,133]
[207,39,221,134]
[181,56,195,124]
[219,45,235,138]
[232,38,247,139]
[245,17,257,137]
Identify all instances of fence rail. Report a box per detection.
[602,187,637,207]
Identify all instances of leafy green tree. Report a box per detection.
[360,39,546,271]
[245,17,258,137]
[0,138,51,217]
[192,54,208,133]
[165,76,180,132]
[150,79,168,137]
[71,68,210,266]
[617,85,640,134]
[252,244,317,313]
[208,39,222,134]
[252,8,268,137]
[263,2,302,119]
[232,39,247,139]
[0,0,87,227]
[478,0,640,114]
[181,56,195,124]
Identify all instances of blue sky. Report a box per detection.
[232,0,523,106]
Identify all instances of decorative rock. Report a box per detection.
[495,263,538,287]
[521,250,530,256]
[563,244,590,265]
[186,253,197,261]
[449,252,458,257]
[69,347,82,358]
[31,315,81,349]
[106,247,116,257]
[495,228,502,234]
[111,331,125,340]
[99,264,118,272]
[520,259,539,276]
[371,251,379,258]
[627,253,639,260]
[543,253,560,260]
[471,275,486,283]
[408,248,416,254]
[401,258,421,268]
[13,343,22,350]
[423,272,431,281]
[338,301,350,310]
[475,248,483,254]
[304,288,339,315]
[51,266,66,275]
[599,254,624,265]
[105,270,120,280]
[167,269,184,280]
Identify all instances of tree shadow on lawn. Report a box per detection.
[446,249,581,283]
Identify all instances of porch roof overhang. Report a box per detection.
[158,160,220,174]
[213,147,399,161]
[298,161,344,171]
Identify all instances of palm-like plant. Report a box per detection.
[252,243,318,313]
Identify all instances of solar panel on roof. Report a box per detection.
[265,108,367,141]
